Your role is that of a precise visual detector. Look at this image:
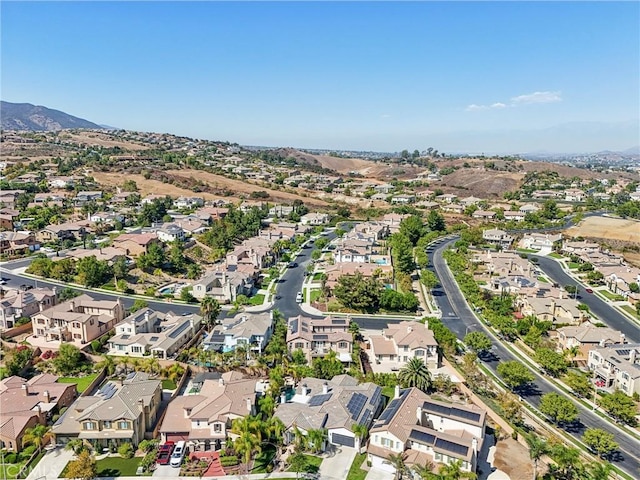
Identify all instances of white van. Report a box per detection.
[296,292,303,303]
[169,441,186,467]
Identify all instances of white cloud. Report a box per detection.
[510,91,562,105]
[466,91,562,112]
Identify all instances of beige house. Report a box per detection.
[0,287,57,330]
[556,323,625,362]
[0,232,39,256]
[0,374,77,452]
[159,371,256,451]
[588,344,640,397]
[368,388,486,475]
[286,315,353,363]
[366,321,439,372]
[31,294,125,345]
[191,270,255,304]
[520,296,586,325]
[112,233,161,257]
[52,372,161,448]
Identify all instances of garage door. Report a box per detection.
[331,433,355,447]
[166,434,189,443]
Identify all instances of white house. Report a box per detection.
[202,312,273,354]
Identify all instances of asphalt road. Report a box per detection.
[428,237,640,477]
[533,255,640,343]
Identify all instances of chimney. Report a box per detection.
[144,310,150,322]
[322,382,329,395]
[69,301,76,312]
[39,302,45,312]
[219,377,225,386]
[137,398,145,413]
[630,349,637,364]
[302,384,309,396]
[407,325,413,333]
[394,385,400,399]
[280,392,287,404]
[43,390,51,403]
[22,384,30,396]
[599,339,606,347]
[472,438,478,453]
[620,333,626,345]
[246,398,252,413]
[416,407,422,426]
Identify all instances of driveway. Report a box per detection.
[318,446,357,480]
[25,446,73,480]
[153,465,179,477]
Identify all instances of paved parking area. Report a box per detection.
[318,446,357,480]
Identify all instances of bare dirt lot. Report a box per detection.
[565,216,640,244]
[493,437,536,480]
[62,132,149,150]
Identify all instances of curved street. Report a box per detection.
[427,237,640,478]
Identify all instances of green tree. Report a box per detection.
[439,459,476,479]
[398,357,431,392]
[118,443,134,459]
[76,256,112,287]
[390,233,415,274]
[549,444,583,480]
[180,287,195,303]
[525,435,548,480]
[539,393,578,424]
[333,271,383,313]
[426,210,446,232]
[306,428,327,454]
[65,450,97,480]
[583,428,618,458]
[598,390,637,425]
[312,350,344,379]
[22,424,53,453]
[399,216,425,246]
[200,296,221,331]
[586,461,613,480]
[420,270,438,289]
[288,450,307,479]
[385,452,408,480]
[112,256,128,280]
[58,287,80,302]
[497,391,522,425]
[169,240,186,271]
[535,348,568,377]
[463,331,492,354]
[53,344,84,375]
[563,371,592,398]
[130,299,149,313]
[497,361,534,390]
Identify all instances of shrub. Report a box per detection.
[4,453,17,463]
[219,456,239,467]
[91,340,101,354]
[118,442,134,458]
[18,445,37,461]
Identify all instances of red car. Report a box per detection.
[156,442,175,465]
[585,288,593,293]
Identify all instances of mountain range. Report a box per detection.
[1,101,103,131]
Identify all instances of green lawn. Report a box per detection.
[1,461,26,479]
[381,386,395,399]
[162,379,177,390]
[568,262,580,269]
[312,272,325,281]
[94,456,141,477]
[517,248,538,254]
[346,453,367,480]
[599,290,626,302]
[537,276,550,283]
[287,454,322,473]
[548,252,564,259]
[252,444,276,473]
[621,305,639,318]
[309,289,321,303]
[58,373,99,393]
[249,294,266,306]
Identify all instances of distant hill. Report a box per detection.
[1,101,103,131]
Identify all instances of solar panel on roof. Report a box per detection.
[409,429,436,446]
[362,408,371,421]
[290,319,299,334]
[332,319,346,324]
[150,336,159,342]
[308,393,332,406]
[423,401,451,416]
[314,334,329,340]
[346,393,367,420]
[435,438,469,457]
[125,372,136,380]
[370,387,382,407]
[451,407,481,422]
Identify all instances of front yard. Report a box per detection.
[621,305,640,318]
[61,456,142,478]
[286,454,322,473]
[599,289,626,302]
[346,453,367,480]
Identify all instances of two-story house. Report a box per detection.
[368,388,486,476]
[588,344,640,397]
[556,323,625,363]
[52,372,161,448]
[0,287,57,330]
[286,315,353,363]
[0,231,39,256]
[31,294,125,345]
[366,321,439,372]
[191,270,254,304]
[202,312,273,354]
[159,371,256,451]
[482,229,514,248]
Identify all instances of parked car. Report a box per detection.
[156,442,175,465]
[296,292,303,303]
[585,288,593,293]
[170,441,186,468]
[288,262,298,268]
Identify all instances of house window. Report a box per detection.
[83,422,96,430]
[73,322,81,329]
[415,350,425,357]
[73,334,81,340]
[118,421,129,429]
[622,373,629,381]
[214,424,221,433]
[404,346,409,352]
[338,342,348,349]
[435,452,442,461]
[103,421,112,429]
[196,421,201,427]
[295,342,304,349]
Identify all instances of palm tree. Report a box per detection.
[385,452,408,480]
[231,415,264,443]
[265,417,286,448]
[351,423,369,447]
[233,429,261,468]
[23,424,53,453]
[439,459,476,480]
[412,461,436,479]
[291,425,309,452]
[587,461,613,480]
[98,355,116,376]
[525,435,548,480]
[398,357,432,392]
[65,439,87,456]
[200,296,221,331]
[565,345,581,367]
[307,428,327,454]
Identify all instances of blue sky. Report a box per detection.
[2,1,639,153]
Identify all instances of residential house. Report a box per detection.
[226,241,274,271]
[275,374,384,449]
[588,344,640,397]
[532,190,562,199]
[0,288,57,330]
[333,241,372,263]
[601,266,640,299]
[472,210,496,221]
[36,223,87,244]
[52,372,162,448]
[0,374,77,452]
[391,194,416,205]
[519,233,562,252]
[380,213,409,234]
[374,184,395,194]
[518,204,539,214]
[564,189,585,202]
[324,262,394,292]
[174,197,205,209]
[482,229,514,248]
[112,233,161,257]
[368,387,486,475]
[366,321,439,372]
[520,296,585,325]
[191,270,254,304]
[460,196,482,207]
[268,205,295,218]
[47,177,76,189]
[435,194,457,204]
[503,211,526,222]
[556,323,625,363]
[74,191,103,206]
[300,212,330,226]
[349,222,389,242]
[202,311,273,354]
[0,190,26,209]
[0,209,19,230]
[0,231,39,256]
[286,315,353,363]
[31,294,125,345]
[155,223,186,243]
[108,308,202,359]
[441,204,465,214]
[561,240,600,256]
[159,371,256,451]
